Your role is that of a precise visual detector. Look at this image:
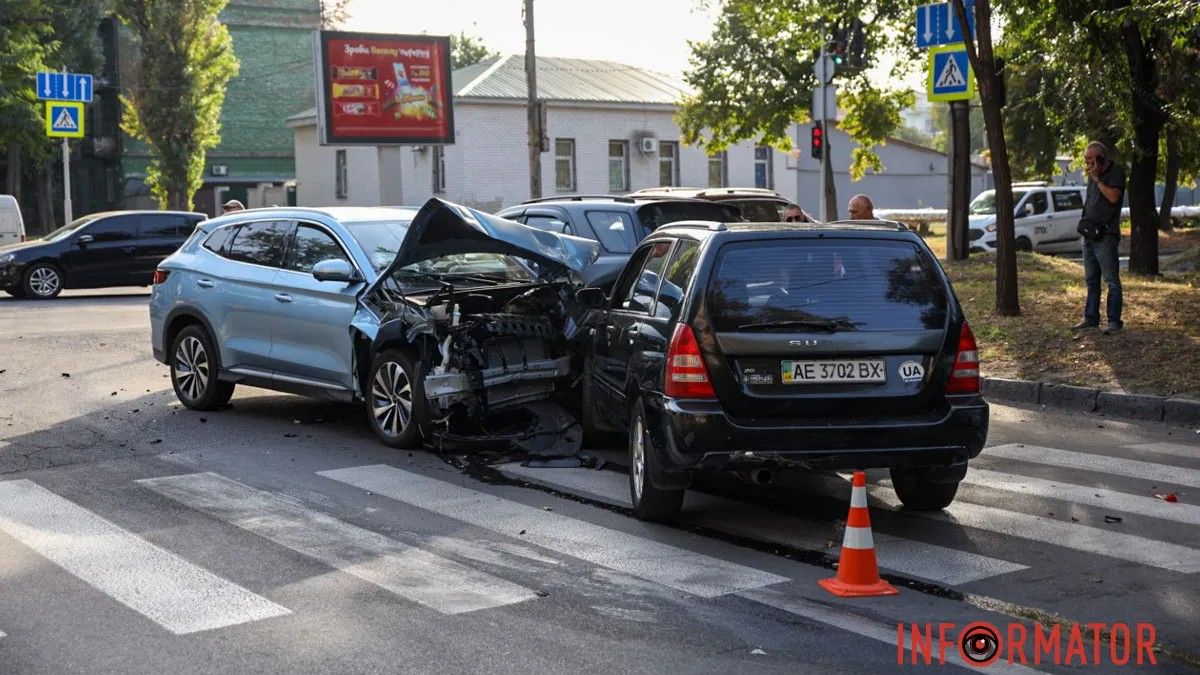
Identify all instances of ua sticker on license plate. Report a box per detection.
[780,359,886,384]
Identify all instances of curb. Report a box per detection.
[981,377,1200,426]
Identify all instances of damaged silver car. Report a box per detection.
[150,198,600,451]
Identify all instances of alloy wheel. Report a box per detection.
[174,336,209,402]
[631,415,646,502]
[28,266,60,297]
[372,361,413,437]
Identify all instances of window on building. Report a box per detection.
[754,145,773,189]
[432,146,446,193]
[608,141,630,192]
[555,138,576,191]
[659,141,679,187]
[335,149,348,199]
[707,151,728,188]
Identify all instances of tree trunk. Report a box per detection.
[6,143,21,202]
[823,133,837,221]
[38,160,56,233]
[1159,123,1179,231]
[1117,2,1164,276]
[953,0,1019,315]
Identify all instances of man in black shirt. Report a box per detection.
[1072,141,1125,335]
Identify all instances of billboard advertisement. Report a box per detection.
[315,31,454,145]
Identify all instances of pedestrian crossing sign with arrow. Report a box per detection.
[927,44,974,102]
[45,101,85,138]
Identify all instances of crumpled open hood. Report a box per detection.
[378,198,600,282]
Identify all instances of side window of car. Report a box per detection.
[584,210,635,253]
[83,215,137,242]
[525,214,571,234]
[1028,192,1049,215]
[620,240,672,314]
[138,214,192,238]
[226,221,289,268]
[610,246,652,310]
[654,239,700,320]
[203,225,234,255]
[735,201,780,222]
[1052,190,1084,211]
[287,223,350,273]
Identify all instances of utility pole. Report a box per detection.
[523,0,541,200]
[61,65,73,224]
[818,43,828,222]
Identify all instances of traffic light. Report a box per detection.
[811,122,824,161]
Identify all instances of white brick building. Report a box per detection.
[287,55,988,217]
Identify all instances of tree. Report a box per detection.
[678,1,918,221]
[318,0,351,28]
[1002,0,1200,275]
[450,32,499,69]
[0,0,53,200]
[952,0,1020,315]
[116,0,239,210]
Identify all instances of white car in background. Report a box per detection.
[969,182,1087,254]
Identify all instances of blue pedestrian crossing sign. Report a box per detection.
[927,45,974,102]
[46,101,85,138]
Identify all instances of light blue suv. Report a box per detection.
[150,198,599,448]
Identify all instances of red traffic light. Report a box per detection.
[811,123,824,160]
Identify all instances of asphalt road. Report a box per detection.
[1,289,1198,674]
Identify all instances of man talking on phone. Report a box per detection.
[1073,141,1125,335]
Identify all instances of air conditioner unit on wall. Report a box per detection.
[640,137,657,154]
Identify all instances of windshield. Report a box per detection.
[344,220,412,271]
[638,202,740,230]
[41,215,101,242]
[969,190,1027,216]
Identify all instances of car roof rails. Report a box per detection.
[1012,181,1049,187]
[521,195,635,204]
[656,220,728,232]
[696,187,781,197]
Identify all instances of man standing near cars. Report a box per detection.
[847,194,875,220]
[1073,141,1125,335]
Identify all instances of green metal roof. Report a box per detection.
[455,55,688,104]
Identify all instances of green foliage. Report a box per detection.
[450,33,498,69]
[0,0,54,161]
[836,81,914,179]
[117,0,239,210]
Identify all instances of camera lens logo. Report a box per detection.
[959,622,1001,666]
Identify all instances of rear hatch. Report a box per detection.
[699,236,953,420]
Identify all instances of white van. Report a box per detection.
[968,182,1087,254]
[0,195,26,244]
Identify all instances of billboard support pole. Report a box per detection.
[524,0,541,200]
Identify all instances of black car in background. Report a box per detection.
[0,210,204,298]
[495,196,740,290]
[576,219,989,521]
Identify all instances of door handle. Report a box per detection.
[196,279,214,288]
[274,293,293,303]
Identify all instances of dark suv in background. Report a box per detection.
[0,210,204,298]
[629,187,815,223]
[576,220,989,521]
[496,196,739,289]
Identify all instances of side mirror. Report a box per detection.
[312,258,360,283]
[76,234,94,247]
[575,287,607,309]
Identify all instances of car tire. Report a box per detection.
[366,349,425,449]
[890,466,960,511]
[170,325,235,410]
[1015,236,1033,252]
[22,262,63,299]
[629,401,684,522]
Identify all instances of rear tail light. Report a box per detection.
[152,269,170,285]
[946,321,980,394]
[664,324,717,399]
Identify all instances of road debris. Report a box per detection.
[1103,515,1123,523]
[1154,493,1179,503]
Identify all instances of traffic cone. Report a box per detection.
[818,471,898,597]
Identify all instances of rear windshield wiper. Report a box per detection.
[736,319,860,332]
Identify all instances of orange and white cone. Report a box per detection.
[818,471,898,597]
